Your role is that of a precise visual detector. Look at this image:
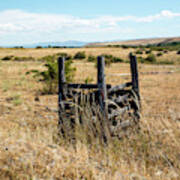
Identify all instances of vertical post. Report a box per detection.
[58,56,66,126]
[97,56,107,113]
[129,53,140,99]
[97,56,110,142]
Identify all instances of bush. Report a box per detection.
[121,45,129,49]
[94,55,111,67]
[111,57,124,63]
[157,60,174,65]
[40,55,56,62]
[14,46,24,49]
[145,54,157,63]
[157,52,163,57]
[135,50,143,54]
[145,50,152,54]
[56,53,72,60]
[156,47,164,51]
[1,55,14,61]
[84,77,93,84]
[101,54,124,65]
[13,56,35,61]
[36,46,42,49]
[101,54,113,67]
[93,54,124,67]
[26,57,76,94]
[137,56,145,63]
[177,50,180,55]
[74,51,86,59]
[39,53,72,62]
[87,55,96,62]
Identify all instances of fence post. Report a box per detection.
[129,53,140,99]
[97,56,110,142]
[58,56,66,126]
[97,56,107,113]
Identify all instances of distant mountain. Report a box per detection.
[87,37,180,47]
[23,40,88,48]
[2,37,180,48]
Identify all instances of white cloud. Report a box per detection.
[0,9,179,44]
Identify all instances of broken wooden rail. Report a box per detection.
[58,53,140,139]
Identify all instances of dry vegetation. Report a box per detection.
[1,46,180,64]
[0,48,180,179]
[87,37,180,46]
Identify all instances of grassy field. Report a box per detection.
[0,48,180,179]
[0,47,180,64]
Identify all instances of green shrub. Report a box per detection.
[26,57,76,94]
[177,50,180,55]
[84,77,93,84]
[111,57,124,63]
[101,54,113,67]
[156,47,164,51]
[93,54,124,67]
[137,56,145,63]
[101,54,124,65]
[145,54,157,63]
[157,60,174,65]
[145,50,152,54]
[36,46,42,49]
[56,53,72,60]
[135,50,143,54]
[87,55,96,62]
[12,94,22,106]
[157,52,163,57]
[40,55,56,62]
[121,45,129,49]
[74,51,86,59]
[114,45,121,48]
[13,56,34,61]
[1,55,14,61]
[39,53,72,62]
[14,46,24,49]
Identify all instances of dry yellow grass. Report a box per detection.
[0,47,132,60]
[1,47,180,64]
[87,37,180,46]
[0,49,180,179]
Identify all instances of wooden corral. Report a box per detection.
[58,54,141,141]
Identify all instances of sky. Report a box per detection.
[0,0,180,45]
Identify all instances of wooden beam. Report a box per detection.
[58,56,66,101]
[129,53,140,98]
[110,94,129,104]
[108,82,132,94]
[58,56,66,127]
[97,56,110,142]
[108,106,129,119]
[97,56,107,113]
[67,83,111,89]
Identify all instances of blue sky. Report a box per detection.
[0,0,180,45]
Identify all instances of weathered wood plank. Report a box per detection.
[108,82,132,94]
[110,94,129,104]
[67,83,111,89]
[129,53,140,97]
[97,56,107,112]
[119,120,133,129]
[97,56,110,142]
[58,56,66,127]
[108,106,129,119]
[58,57,66,102]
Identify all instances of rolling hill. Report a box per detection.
[86,37,180,47]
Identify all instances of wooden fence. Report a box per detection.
[58,54,140,140]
